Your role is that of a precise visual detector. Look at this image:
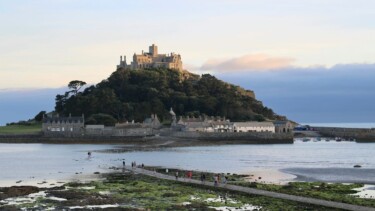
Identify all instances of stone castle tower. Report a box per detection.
[117,44,183,71]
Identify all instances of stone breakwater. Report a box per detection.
[0,134,145,144]
[0,130,293,144]
[312,127,375,142]
[161,131,293,144]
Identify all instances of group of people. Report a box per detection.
[174,170,193,180]
[174,171,227,186]
[130,161,144,169]
[213,174,227,186]
[118,159,228,187]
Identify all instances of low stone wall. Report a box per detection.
[42,127,156,138]
[312,126,375,141]
[0,133,42,138]
[161,130,293,143]
[111,128,154,137]
[0,133,44,142]
[0,134,146,143]
[84,127,154,137]
[84,127,115,137]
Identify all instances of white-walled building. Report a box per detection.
[233,122,275,133]
[274,120,294,133]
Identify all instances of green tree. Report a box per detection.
[86,113,117,126]
[68,80,87,95]
[34,111,47,122]
[54,67,283,123]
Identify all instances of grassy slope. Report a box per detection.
[0,123,41,135]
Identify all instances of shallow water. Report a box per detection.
[0,141,375,184]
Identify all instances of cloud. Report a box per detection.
[200,54,295,72]
[216,63,375,123]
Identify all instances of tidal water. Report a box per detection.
[301,122,375,128]
[0,141,375,184]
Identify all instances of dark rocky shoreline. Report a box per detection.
[0,134,293,148]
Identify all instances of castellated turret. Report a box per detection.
[149,44,158,56]
[117,44,183,71]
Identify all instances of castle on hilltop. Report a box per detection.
[117,44,183,71]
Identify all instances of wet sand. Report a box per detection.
[281,167,375,184]
[352,185,375,199]
[244,169,296,185]
[0,173,104,188]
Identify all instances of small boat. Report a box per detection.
[348,138,356,142]
[353,164,362,168]
[302,138,310,142]
[335,137,342,142]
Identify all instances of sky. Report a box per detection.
[1,0,375,125]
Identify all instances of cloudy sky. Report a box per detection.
[1,0,375,125]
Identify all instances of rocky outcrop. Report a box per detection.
[0,186,39,200]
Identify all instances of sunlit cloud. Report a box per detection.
[200,54,295,72]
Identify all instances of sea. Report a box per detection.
[1,140,375,185]
[301,122,375,128]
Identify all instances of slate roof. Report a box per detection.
[43,116,84,124]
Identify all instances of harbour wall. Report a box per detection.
[311,126,375,142]
[0,129,293,144]
[161,130,293,144]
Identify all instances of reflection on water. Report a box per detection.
[0,142,375,183]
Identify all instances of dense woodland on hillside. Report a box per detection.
[55,67,285,124]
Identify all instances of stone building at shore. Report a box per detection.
[42,115,84,137]
[174,114,280,133]
[42,110,291,138]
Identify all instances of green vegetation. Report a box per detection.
[0,123,41,134]
[149,167,375,208]
[233,181,375,208]
[5,173,338,210]
[85,113,117,126]
[34,111,47,122]
[55,67,285,123]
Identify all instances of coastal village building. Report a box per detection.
[117,44,183,71]
[143,114,161,129]
[274,120,294,133]
[114,114,161,129]
[233,122,275,133]
[175,115,275,133]
[176,116,231,132]
[212,121,233,132]
[181,121,213,132]
[42,115,84,136]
